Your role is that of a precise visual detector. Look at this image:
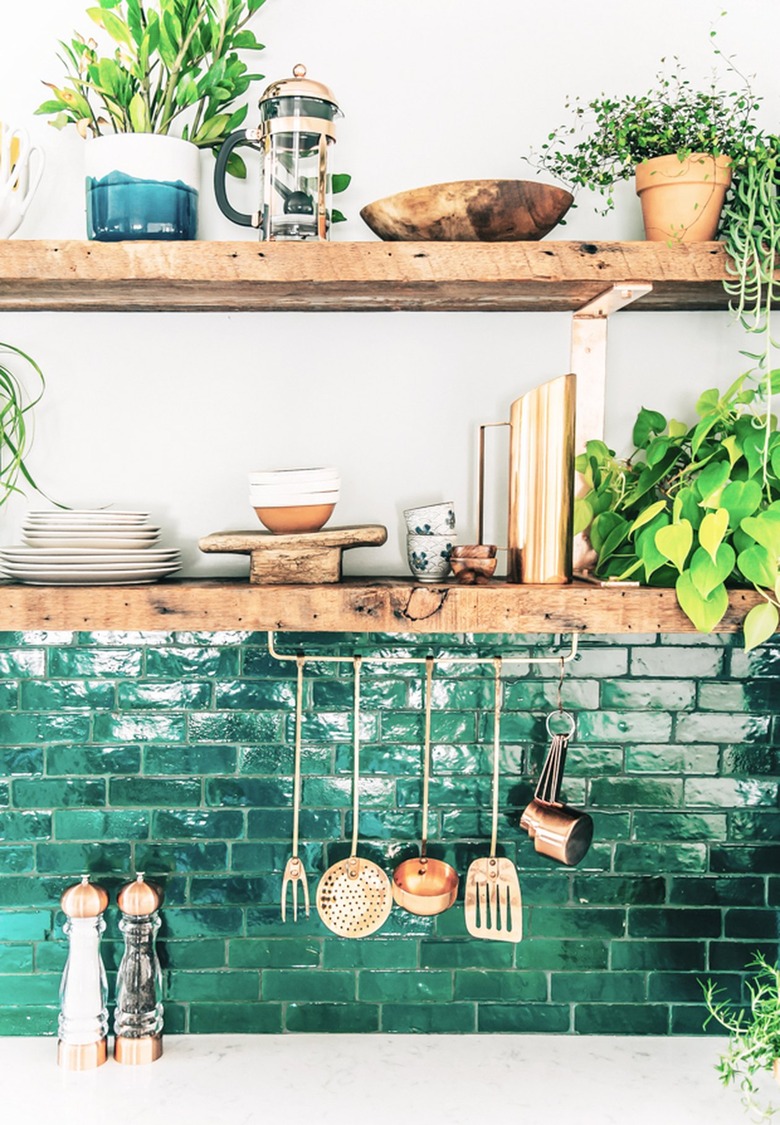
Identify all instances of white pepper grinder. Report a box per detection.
[57,875,109,1070]
[114,873,164,1065]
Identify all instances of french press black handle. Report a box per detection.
[214,130,258,228]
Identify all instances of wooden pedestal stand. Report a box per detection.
[199,525,388,585]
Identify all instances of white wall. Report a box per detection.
[0,0,777,575]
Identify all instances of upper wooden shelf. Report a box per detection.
[0,578,760,634]
[0,239,767,314]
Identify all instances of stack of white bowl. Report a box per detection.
[403,501,457,581]
[0,510,181,585]
[249,467,340,534]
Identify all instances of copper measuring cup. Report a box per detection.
[393,657,459,916]
[520,710,593,866]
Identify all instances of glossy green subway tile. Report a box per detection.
[551,971,646,1003]
[54,808,149,841]
[143,744,238,776]
[214,680,296,710]
[152,810,244,840]
[230,939,320,969]
[625,744,719,774]
[334,742,421,776]
[109,777,202,807]
[589,778,683,808]
[530,907,626,939]
[0,715,91,745]
[167,970,259,1002]
[263,970,354,1002]
[286,711,380,744]
[697,682,750,711]
[685,779,779,807]
[190,876,275,906]
[323,939,417,970]
[231,841,321,874]
[0,682,18,710]
[601,679,695,710]
[0,846,35,874]
[503,678,599,712]
[358,970,452,1003]
[396,776,491,809]
[633,812,726,841]
[284,1002,379,1033]
[20,680,115,710]
[478,1004,570,1033]
[383,712,475,743]
[0,811,51,841]
[315,677,409,710]
[352,809,424,841]
[237,745,295,774]
[37,842,131,875]
[528,744,624,779]
[612,936,703,973]
[616,841,706,873]
[711,845,780,874]
[0,912,52,942]
[649,971,740,1003]
[49,649,142,678]
[669,876,764,907]
[573,875,666,906]
[0,783,8,807]
[161,940,227,969]
[670,1005,722,1035]
[146,646,240,678]
[0,945,33,972]
[160,907,244,939]
[454,970,547,1002]
[382,1004,476,1033]
[188,712,284,743]
[205,777,293,808]
[0,632,73,647]
[135,843,228,874]
[0,973,60,1005]
[118,682,212,709]
[0,649,45,677]
[676,713,771,744]
[0,877,70,908]
[13,778,106,809]
[245,906,331,939]
[709,941,779,971]
[189,1002,282,1034]
[93,713,186,743]
[0,1006,57,1035]
[417,941,511,970]
[174,631,252,647]
[574,1003,668,1035]
[46,745,141,776]
[577,711,673,743]
[767,879,780,906]
[1,748,44,776]
[628,907,721,938]
[561,648,628,678]
[730,644,780,679]
[723,909,779,938]
[721,746,780,775]
[631,648,723,678]
[516,939,609,971]
[246,808,340,841]
[74,631,171,646]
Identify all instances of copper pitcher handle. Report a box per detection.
[478,422,509,546]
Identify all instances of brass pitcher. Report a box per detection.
[479,373,576,584]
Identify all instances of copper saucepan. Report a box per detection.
[393,657,458,916]
[520,710,593,867]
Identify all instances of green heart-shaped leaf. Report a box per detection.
[637,514,670,580]
[699,508,729,563]
[696,460,730,504]
[738,544,777,590]
[743,601,779,651]
[676,572,729,632]
[690,543,735,598]
[655,520,693,573]
[721,480,763,527]
[629,500,667,535]
[741,511,780,559]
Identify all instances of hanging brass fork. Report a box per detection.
[281,656,310,921]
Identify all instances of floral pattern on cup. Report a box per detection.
[403,502,456,536]
[407,534,455,581]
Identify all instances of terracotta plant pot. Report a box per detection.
[635,153,732,242]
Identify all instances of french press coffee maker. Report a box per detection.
[214,64,342,240]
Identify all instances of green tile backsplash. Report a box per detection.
[0,629,778,1036]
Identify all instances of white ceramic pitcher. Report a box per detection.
[0,124,45,238]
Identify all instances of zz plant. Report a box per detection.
[576,372,780,650]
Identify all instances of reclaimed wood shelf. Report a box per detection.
[0,578,762,634]
[0,239,774,313]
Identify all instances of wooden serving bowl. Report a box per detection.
[360,179,573,242]
[450,556,498,580]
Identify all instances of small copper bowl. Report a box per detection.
[392,856,459,916]
[520,799,594,867]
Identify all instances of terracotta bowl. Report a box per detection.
[254,503,336,534]
[360,179,573,242]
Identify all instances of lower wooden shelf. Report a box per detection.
[0,577,761,634]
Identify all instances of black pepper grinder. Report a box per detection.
[114,873,164,1065]
[58,875,109,1070]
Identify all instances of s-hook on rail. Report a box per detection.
[266,630,580,670]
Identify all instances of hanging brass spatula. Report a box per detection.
[464,657,523,943]
[281,656,310,921]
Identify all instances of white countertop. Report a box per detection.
[1,1034,770,1125]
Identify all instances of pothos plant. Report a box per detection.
[703,953,780,1121]
[36,0,267,177]
[575,371,780,650]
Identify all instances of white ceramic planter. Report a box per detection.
[85,134,200,241]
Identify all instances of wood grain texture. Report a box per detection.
[0,579,762,634]
[0,240,773,312]
[199,526,388,585]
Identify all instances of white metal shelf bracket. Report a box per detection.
[570,283,652,452]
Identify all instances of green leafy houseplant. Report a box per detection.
[36,0,267,175]
[703,953,780,1120]
[576,372,780,650]
[0,343,49,508]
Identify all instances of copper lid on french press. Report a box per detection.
[61,875,109,919]
[117,873,163,916]
[259,63,341,113]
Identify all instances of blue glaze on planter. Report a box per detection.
[86,171,198,241]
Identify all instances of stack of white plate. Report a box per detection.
[0,510,182,585]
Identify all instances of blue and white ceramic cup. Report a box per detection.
[403,502,456,536]
[407,534,456,581]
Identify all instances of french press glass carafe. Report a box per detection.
[214,64,342,240]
